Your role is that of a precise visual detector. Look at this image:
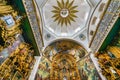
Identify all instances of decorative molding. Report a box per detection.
[90,0,120,53]
[22,0,44,53]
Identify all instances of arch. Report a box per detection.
[43,38,89,52]
[43,39,88,62]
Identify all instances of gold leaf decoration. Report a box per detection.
[52,0,78,26]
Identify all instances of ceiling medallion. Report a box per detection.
[52,0,78,26]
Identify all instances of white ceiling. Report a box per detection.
[34,0,101,51]
[35,0,91,37]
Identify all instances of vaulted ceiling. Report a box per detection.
[33,0,106,52]
[35,0,91,37]
[35,0,97,37]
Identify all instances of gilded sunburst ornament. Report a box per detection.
[52,0,78,26]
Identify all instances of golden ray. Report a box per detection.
[52,0,78,26]
[52,10,59,13]
[70,10,78,13]
[66,0,69,7]
[65,0,69,8]
[52,14,59,18]
[69,15,75,22]
[62,0,65,7]
[70,6,78,10]
[58,17,63,25]
[67,17,71,25]
[67,0,74,8]
[54,16,60,21]
[53,6,60,10]
[70,13,77,18]
[57,0,63,9]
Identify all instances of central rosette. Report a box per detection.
[60,9,69,18]
[52,0,78,26]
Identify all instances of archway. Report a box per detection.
[43,40,88,80]
[43,40,88,62]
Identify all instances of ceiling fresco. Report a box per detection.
[43,40,88,62]
[35,0,91,36]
